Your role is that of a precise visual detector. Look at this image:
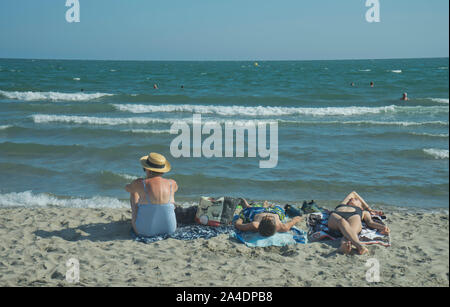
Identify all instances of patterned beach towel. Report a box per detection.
[231,227,308,247]
[307,208,391,247]
[132,224,235,244]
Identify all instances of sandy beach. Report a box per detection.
[0,206,448,287]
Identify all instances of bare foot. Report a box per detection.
[380,226,390,235]
[338,239,352,255]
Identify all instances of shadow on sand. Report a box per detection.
[34,221,132,242]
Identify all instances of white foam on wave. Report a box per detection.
[73,77,81,81]
[389,70,402,73]
[0,191,128,208]
[0,90,113,101]
[32,114,449,128]
[128,129,172,134]
[112,104,430,117]
[279,120,449,127]
[428,98,449,104]
[32,114,171,125]
[359,69,371,72]
[116,173,138,181]
[0,125,12,130]
[423,148,449,159]
[438,67,448,70]
[411,132,449,138]
[32,114,276,127]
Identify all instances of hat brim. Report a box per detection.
[140,155,171,173]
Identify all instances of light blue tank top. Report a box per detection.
[135,180,177,237]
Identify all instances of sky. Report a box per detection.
[0,0,448,61]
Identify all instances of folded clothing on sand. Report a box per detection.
[307,208,391,247]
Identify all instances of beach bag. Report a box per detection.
[195,196,240,227]
[174,205,198,225]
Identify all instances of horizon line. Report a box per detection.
[0,56,448,62]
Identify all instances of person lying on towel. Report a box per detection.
[328,191,389,255]
[234,198,302,237]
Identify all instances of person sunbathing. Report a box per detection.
[234,198,302,237]
[328,191,389,255]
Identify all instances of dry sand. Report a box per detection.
[0,207,448,287]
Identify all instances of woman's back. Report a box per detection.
[137,177,175,205]
[135,176,178,236]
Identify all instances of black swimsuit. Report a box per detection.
[332,204,363,220]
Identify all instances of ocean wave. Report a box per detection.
[112,104,447,117]
[279,120,449,127]
[360,131,449,139]
[128,129,172,134]
[389,70,402,73]
[423,148,449,160]
[0,125,12,130]
[359,69,371,72]
[31,114,449,128]
[411,132,449,138]
[31,114,275,127]
[0,90,114,101]
[428,98,449,104]
[32,114,171,126]
[0,141,166,160]
[98,171,138,182]
[114,173,138,181]
[0,191,128,208]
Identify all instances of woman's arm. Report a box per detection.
[362,212,390,234]
[341,192,355,205]
[130,193,139,234]
[125,178,142,193]
[352,191,372,211]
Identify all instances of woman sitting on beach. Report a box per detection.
[328,191,389,255]
[125,152,178,237]
[235,199,302,237]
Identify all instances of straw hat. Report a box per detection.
[140,152,171,173]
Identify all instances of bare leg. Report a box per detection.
[347,215,369,255]
[329,213,367,255]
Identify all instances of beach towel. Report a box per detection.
[132,224,235,244]
[307,208,391,247]
[231,227,308,247]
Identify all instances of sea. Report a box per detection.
[0,58,448,210]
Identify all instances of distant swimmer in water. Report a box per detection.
[181,85,184,89]
[153,84,158,89]
[80,89,84,92]
[351,82,355,87]
[370,82,374,88]
[401,92,409,101]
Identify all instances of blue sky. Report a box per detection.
[0,0,448,60]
